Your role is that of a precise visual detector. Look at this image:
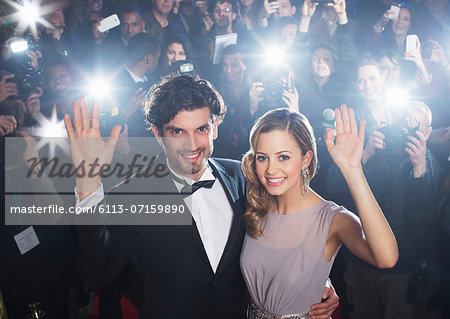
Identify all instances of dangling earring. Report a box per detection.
[301,167,310,196]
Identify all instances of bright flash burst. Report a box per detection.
[3,0,56,41]
[34,106,70,158]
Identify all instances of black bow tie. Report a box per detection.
[171,173,216,194]
[182,179,215,194]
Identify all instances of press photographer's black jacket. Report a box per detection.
[326,108,442,273]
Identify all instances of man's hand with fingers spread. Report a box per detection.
[64,98,121,200]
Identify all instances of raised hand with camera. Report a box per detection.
[362,127,386,165]
[422,40,450,83]
[406,128,430,178]
[424,40,448,67]
[281,88,299,112]
[27,50,43,70]
[92,19,109,44]
[281,72,299,112]
[403,37,430,84]
[330,0,348,25]
[25,87,43,115]
[263,0,279,16]
[258,0,279,27]
[404,109,433,178]
[373,9,395,34]
[249,81,264,115]
[299,0,318,33]
[122,88,146,122]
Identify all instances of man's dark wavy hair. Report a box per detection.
[144,74,227,133]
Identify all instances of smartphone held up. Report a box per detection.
[389,2,401,20]
[97,14,120,33]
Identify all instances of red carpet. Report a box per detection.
[91,295,139,319]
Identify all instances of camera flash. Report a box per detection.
[10,39,28,53]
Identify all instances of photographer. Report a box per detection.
[170,0,206,39]
[293,0,357,137]
[327,57,442,318]
[258,0,297,28]
[40,6,81,62]
[82,5,149,72]
[1,36,42,72]
[213,44,299,160]
[0,73,19,135]
[298,0,356,53]
[41,57,78,120]
[369,3,423,55]
[111,33,161,137]
[143,0,184,42]
[213,44,254,160]
[1,35,45,99]
[197,0,254,64]
[421,39,450,130]
[298,0,358,52]
[0,67,42,131]
[159,32,202,77]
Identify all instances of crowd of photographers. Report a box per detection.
[0,0,449,318]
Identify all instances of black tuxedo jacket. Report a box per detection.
[73,158,247,318]
[109,67,157,137]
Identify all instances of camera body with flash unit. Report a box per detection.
[168,60,196,77]
[254,52,294,113]
[8,35,44,99]
[9,35,39,55]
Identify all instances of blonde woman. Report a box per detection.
[240,106,398,319]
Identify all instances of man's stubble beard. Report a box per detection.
[168,145,214,176]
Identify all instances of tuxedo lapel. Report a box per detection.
[209,159,246,276]
[178,219,213,272]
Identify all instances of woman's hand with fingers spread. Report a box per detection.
[325,105,365,173]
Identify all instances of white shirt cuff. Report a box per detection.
[74,184,105,208]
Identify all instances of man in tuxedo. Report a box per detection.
[64,74,339,318]
[111,32,161,137]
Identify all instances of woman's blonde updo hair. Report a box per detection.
[242,108,318,238]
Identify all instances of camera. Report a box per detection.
[9,64,44,100]
[377,118,419,156]
[8,35,44,99]
[260,79,289,110]
[168,60,196,77]
[9,35,39,55]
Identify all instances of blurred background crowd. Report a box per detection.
[0,0,449,318]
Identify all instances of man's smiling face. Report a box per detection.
[152,107,218,181]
